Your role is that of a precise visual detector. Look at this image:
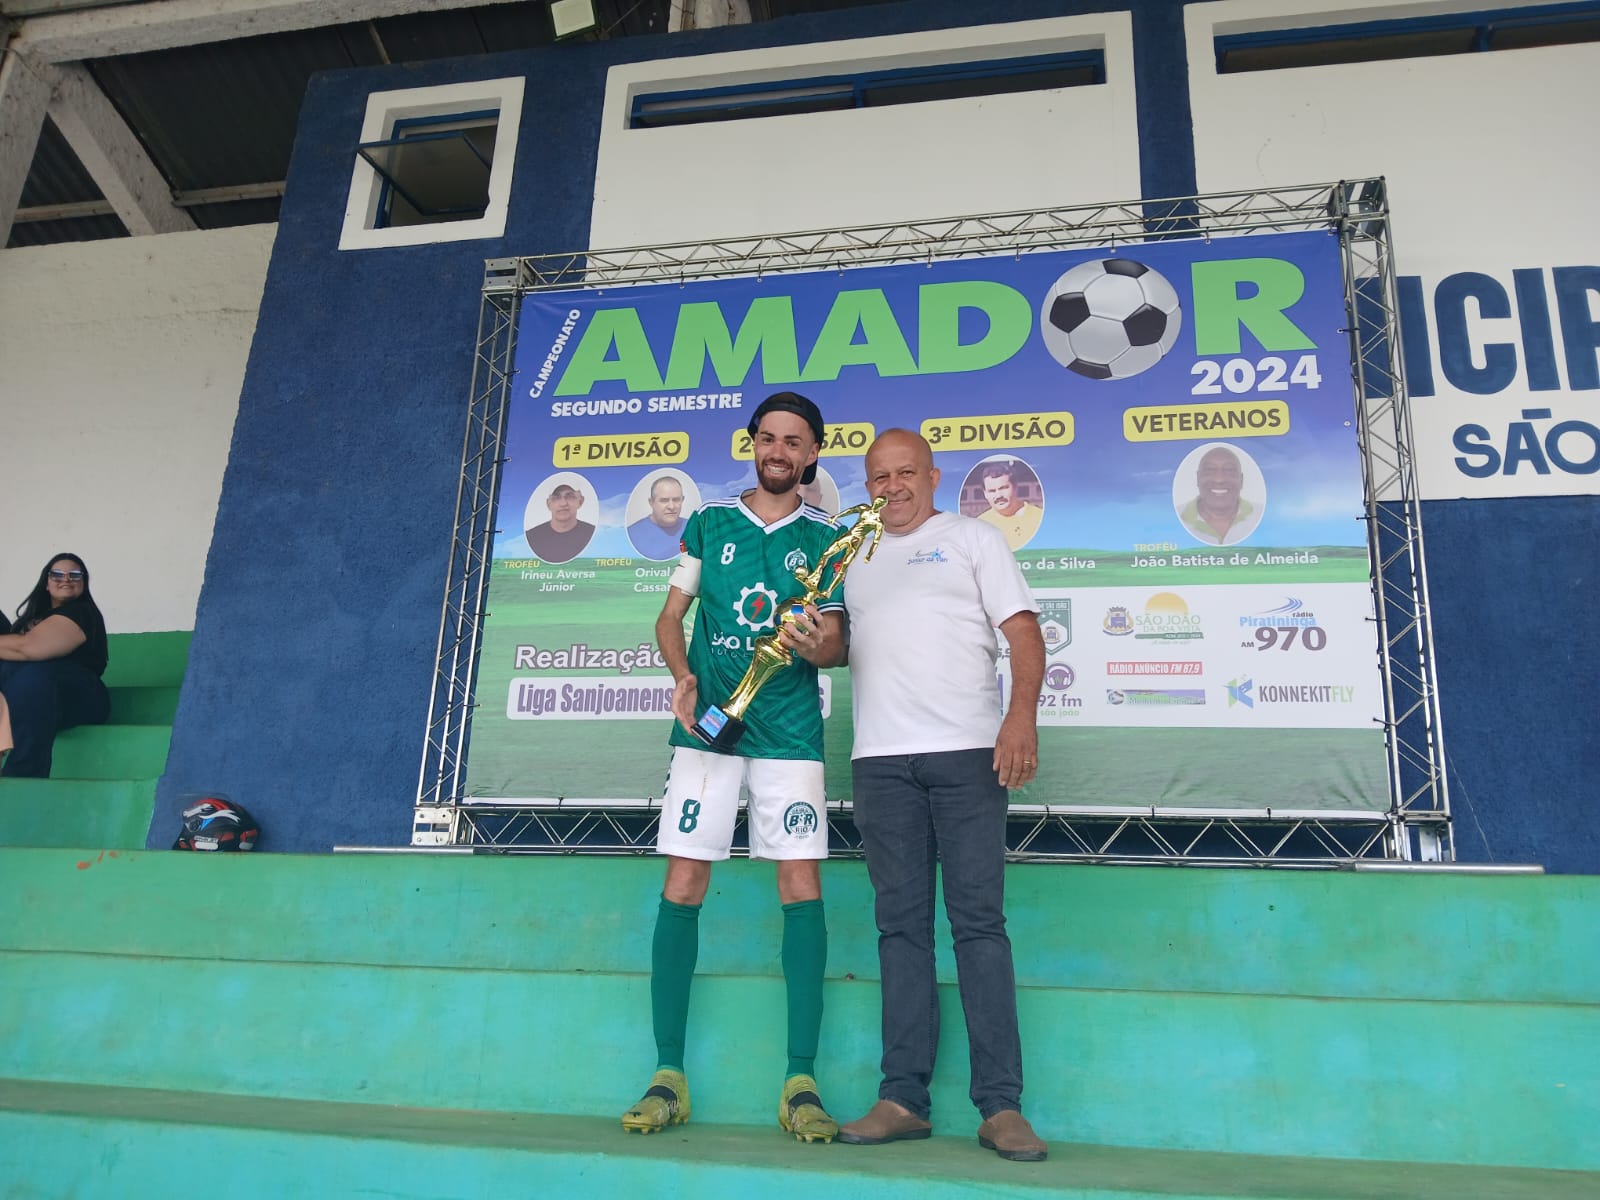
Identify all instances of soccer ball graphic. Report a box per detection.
[1040,258,1182,380]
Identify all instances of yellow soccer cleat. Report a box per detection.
[778,1073,839,1144]
[620,1068,690,1134]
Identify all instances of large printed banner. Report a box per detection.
[468,229,1388,812]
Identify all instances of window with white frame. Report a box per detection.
[340,77,523,251]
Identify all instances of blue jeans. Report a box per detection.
[851,749,1023,1120]
[0,660,110,778]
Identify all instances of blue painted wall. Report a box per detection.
[156,0,1597,872]
[1423,496,1600,873]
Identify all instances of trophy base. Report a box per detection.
[691,705,746,753]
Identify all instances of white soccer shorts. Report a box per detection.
[658,745,828,861]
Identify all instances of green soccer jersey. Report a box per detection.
[668,496,842,761]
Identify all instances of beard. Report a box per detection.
[757,458,801,496]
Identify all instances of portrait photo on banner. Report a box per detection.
[525,471,600,564]
[624,469,702,560]
[958,455,1046,552]
[1170,441,1267,547]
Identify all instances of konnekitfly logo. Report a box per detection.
[1134,593,1204,641]
[1225,678,1357,707]
[1037,599,1072,654]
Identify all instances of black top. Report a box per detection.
[23,596,108,676]
[526,520,596,565]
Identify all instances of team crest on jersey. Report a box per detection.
[783,802,819,838]
[784,549,809,573]
[735,583,779,631]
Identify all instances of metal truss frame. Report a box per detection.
[1328,179,1452,862]
[435,800,1398,866]
[415,179,1450,865]
[412,264,523,847]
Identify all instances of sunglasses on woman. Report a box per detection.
[48,570,86,583]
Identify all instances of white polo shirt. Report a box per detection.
[843,511,1038,758]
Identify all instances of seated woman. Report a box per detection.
[0,554,111,778]
[0,679,10,771]
[0,611,10,767]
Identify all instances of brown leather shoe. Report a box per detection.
[837,1099,933,1145]
[976,1110,1047,1161]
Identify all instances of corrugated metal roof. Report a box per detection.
[7,212,127,248]
[16,116,102,207]
[89,27,382,193]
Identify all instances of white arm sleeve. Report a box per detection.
[669,554,702,596]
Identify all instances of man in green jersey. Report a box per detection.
[621,392,847,1144]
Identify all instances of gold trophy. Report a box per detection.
[692,497,888,752]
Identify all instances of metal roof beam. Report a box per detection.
[0,44,53,244]
[13,196,115,221]
[42,60,196,234]
[14,180,289,223]
[14,0,529,64]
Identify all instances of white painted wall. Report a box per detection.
[591,13,1139,250]
[0,223,275,632]
[1186,0,1600,500]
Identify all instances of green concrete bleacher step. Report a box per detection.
[0,780,156,848]
[107,684,180,724]
[1,850,1594,1175]
[0,1079,1593,1200]
[6,943,1592,1171]
[51,724,172,778]
[0,632,187,850]
[5,849,1592,1006]
[101,631,192,688]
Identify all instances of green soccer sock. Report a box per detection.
[782,898,827,1079]
[652,896,701,1072]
